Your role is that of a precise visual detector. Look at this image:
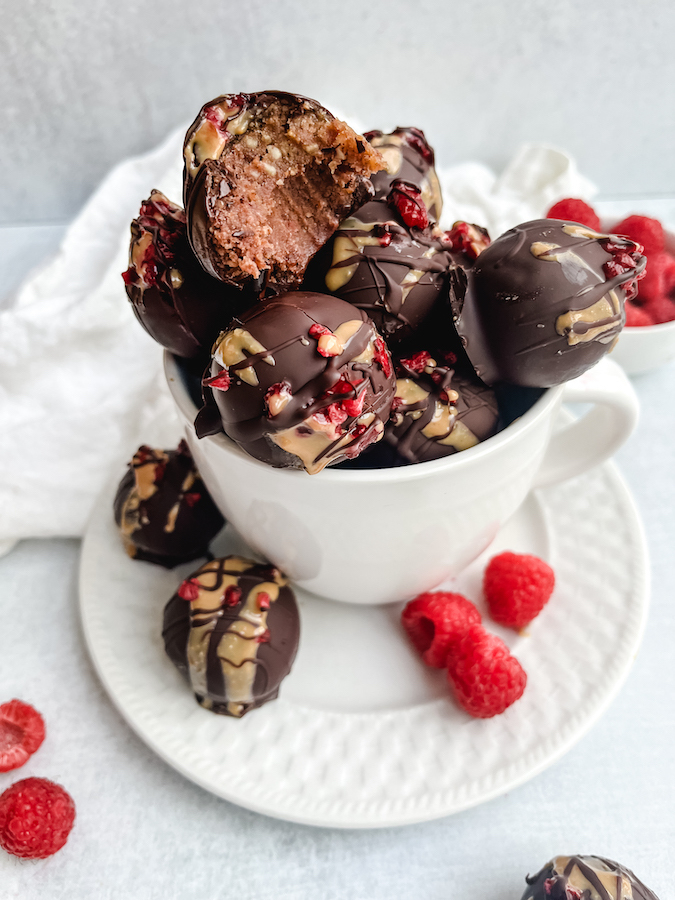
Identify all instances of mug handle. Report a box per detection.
[533,356,638,489]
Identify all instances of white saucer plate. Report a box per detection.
[80,443,649,828]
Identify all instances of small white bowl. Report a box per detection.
[610,224,675,375]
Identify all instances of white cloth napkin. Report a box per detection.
[0,134,595,555]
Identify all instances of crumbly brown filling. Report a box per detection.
[204,101,384,285]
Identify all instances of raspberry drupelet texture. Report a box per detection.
[483,551,555,631]
[546,199,601,232]
[0,700,46,773]
[612,214,665,257]
[446,625,527,718]
[0,778,76,859]
[401,591,481,667]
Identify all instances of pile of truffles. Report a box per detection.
[123,89,647,477]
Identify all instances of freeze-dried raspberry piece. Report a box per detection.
[0,700,46,773]
[401,591,482,668]
[483,551,555,630]
[387,180,429,229]
[624,301,655,327]
[447,625,527,718]
[612,215,665,257]
[0,778,76,859]
[546,198,601,232]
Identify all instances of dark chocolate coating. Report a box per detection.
[306,200,458,344]
[162,556,300,717]
[522,855,659,900]
[384,351,500,463]
[455,219,647,387]
[183,91,381,287]
[113,441,224,568]
[122,190,249,359]
[363,127,443,223]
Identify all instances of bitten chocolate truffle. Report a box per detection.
[200,291,396,473]
[162,556,300,718]
[522,855,659,900]
[114,441,224,568]
[363,127,443,223]
[454,219,647,387]
[183,92,384,288]
[307,200,458,344]
[385,350,500,463]
[122,190,247,359]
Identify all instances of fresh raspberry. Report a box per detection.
[624,301,655,327]
[635,252,670,303]
[401,592,482,668]
[546,198,601,232]
[0,700,45,773]
[483,551,555,630]
[644,293,675,325]
[612,215,665,257]
[0,778,75,859]
[446,625,527,718]
[663,253,675,294]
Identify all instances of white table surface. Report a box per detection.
[1,210,673,899]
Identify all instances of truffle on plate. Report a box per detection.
[385,350,500,463]
[114,440,224,568]
[454,219,647,387]
[200,291,396,473]
[183,91,384,288]
[122,190,247,359]
[522,855,659,900]
[162,556,300,718]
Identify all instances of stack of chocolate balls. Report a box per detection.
[123,90,647,475]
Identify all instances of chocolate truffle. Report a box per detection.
[385,350,500,463]
[455,219,647,387]
[114,441,224,568]
[162,556,300,718]
[201,291,396,473]
[522,855,659,900]
[183,92,384,288]
[363,127,443,223]
[307,200,458,344]
[122,190,248,359]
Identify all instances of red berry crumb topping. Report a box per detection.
[387,180,429,230]
[204,370,231,392]
[401,591,482,668]
[447,625,527,718]
[483,551,555,631]
[0,777,76,859]
[224,585,242,607]
[177,578,200,601]
[0,700,46,773]
[399,350,434,375]
[373,336,393,378]
[546,198,601,232]
[443,221,491,259]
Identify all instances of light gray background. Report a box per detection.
[2,0,675,225]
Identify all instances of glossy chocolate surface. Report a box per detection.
[122,190,248,359]
[522,855,659,900]
[200,291,396,473]
[385,350,500,463]
[113,440,224,568]
[162,556,300,717]
[455,219,647,386]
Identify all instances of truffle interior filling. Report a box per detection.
[205,101,382,283]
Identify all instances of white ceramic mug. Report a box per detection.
[165,354,637,605]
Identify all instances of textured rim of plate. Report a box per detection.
[79,457,649,829]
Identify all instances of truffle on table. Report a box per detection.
[522,855,660,900]
[162,556,300,718]
[385,350,500,463]
[454,219,647,387]
[306,200,459,344]
[122,190,248,359]
[200,291,396,474]
[183,91,385,289]
[114,440,224,568]
[363,127,443,223]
